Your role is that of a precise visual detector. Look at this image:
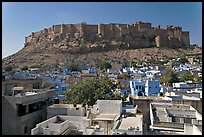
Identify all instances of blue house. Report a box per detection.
[89,69,96,74]
[120,89,131,96]
[64,69,72,76]
[130,80,145,96]
[145,79,160,96]
[54,86,69,100]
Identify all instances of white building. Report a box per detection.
[173,82,189,92]
[149,103,202,135]
[31,100,143,135]
[31,115,86,135]
[94,100,122,114]
[47,104,86,119]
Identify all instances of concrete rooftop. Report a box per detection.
[118,115,143,130]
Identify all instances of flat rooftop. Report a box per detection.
[118,115,142,130]
[152,103,191,110]
[167,109,197,119]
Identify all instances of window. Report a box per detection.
[136,86,138,90]
[33,83,40,89]
[17,104,26,116]
[24,126,27,134]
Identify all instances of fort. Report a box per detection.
[24,21,190,51]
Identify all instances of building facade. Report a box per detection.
[149,103,202,135]
[2,78,56,135]
[145,79,160,96]
[130,80,144,96]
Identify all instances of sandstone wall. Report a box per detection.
[53,25,61,34]
[182,31,190,47]
[155,35,170,48]
[23,22,190,50]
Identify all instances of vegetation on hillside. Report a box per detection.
[96,60,112,70]
[160,68,180,86]
[160,68,200,85]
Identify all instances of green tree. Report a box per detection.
[179,72,195,82]
[123,72,131,79]
[122,94,128,101]
[30,65,41,68]
[131,62,137,68]
[178,57,188,64]
[64,76,119,106]
[67,64,79,71]
[4,66,13,72]
[160,68,180,86]
[97,60,112,70]
[193,74,202,83]
[21,66,28,71]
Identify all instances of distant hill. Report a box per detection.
[2,22,201,69]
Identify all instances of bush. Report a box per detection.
[67,64,79,71]
[97,60,112,70]
[21,66,28,71]
[137,108,142,113]
[4,66,13,72]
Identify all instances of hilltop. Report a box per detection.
[2,22,201,69]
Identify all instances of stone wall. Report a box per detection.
[155,35,170,48]
[23,22,190,50]
[182,31,190,47]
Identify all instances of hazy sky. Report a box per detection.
[2,2,202,58]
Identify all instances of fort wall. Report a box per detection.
[24,21,190,48]
[182,31,190,47]
[84,25,98,34]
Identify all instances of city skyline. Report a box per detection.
[2,2,202,58]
